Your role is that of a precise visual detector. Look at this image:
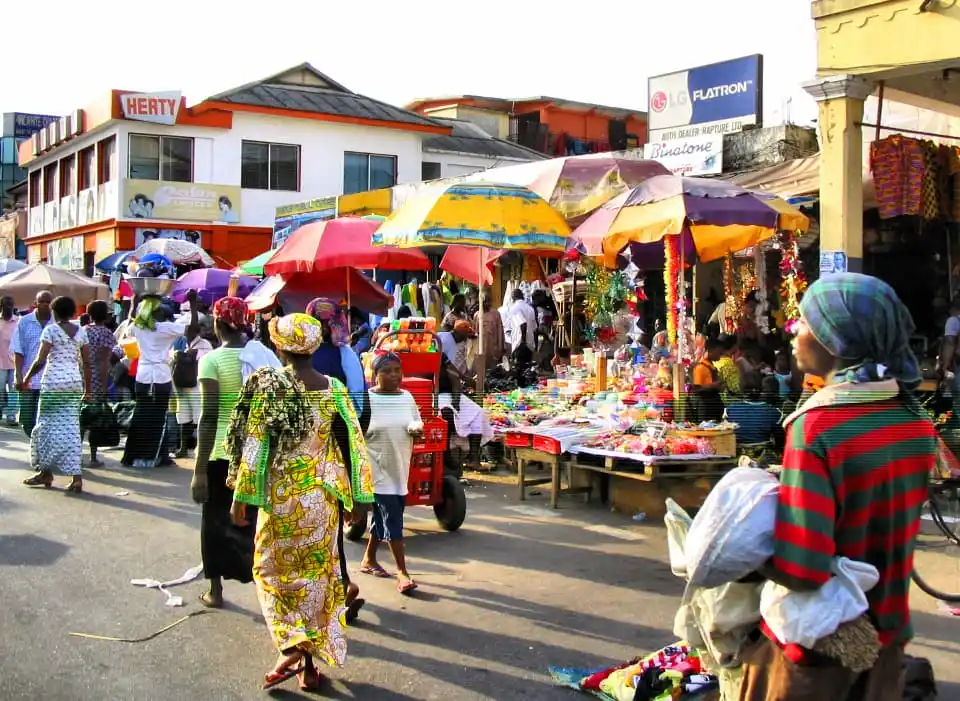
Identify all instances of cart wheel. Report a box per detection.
[434,474,467,532]
[346,517,368,542]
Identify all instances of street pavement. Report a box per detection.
[0,425,959,700]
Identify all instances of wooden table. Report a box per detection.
[515,446,590,509]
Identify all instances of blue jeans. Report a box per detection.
[0,369,17,421]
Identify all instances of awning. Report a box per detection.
[719,155,877,210]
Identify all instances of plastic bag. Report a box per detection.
[664,498,693,578]
[760,557,878,648]
[684,467,779,588]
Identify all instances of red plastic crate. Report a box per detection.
[401,377,436,418]
[504,432,532,448]
[406,451,443,506]
[531,434,563,455]
[412,416,447,452]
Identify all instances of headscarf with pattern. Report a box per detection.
[268,313,325,355]
[306,297,349,346]
[800,272,921,389]
[212,296,249,331]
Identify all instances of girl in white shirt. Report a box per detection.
[359,352,422,594]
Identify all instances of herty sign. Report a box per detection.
[647,55,763,143]
[120,91,182,126]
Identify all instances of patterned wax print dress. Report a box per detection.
[228,369,373,666]
[31,324,87,475]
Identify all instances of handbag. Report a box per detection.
[80,402,121,447]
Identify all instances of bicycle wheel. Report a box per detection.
[911,565,960,603]
[928,488,960,546]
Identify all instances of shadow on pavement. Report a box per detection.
[75,489,197,526]
[0,533,69,566]
[268,681,424,700]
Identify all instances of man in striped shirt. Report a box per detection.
[739,273,935,701]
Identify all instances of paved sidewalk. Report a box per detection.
[0,426,957,699]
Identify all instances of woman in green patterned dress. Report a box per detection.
[225,313,374,690]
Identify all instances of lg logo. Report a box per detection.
[650,90,689,112]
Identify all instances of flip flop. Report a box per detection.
[199,592,223,609]
[398,579,419,595]
[359,565,391,578]
[262,664,305,690]
[345,597,365,624]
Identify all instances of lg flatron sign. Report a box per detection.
[120,91,182,126]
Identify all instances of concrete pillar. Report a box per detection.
[802,75,873,274]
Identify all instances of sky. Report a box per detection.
[2,0,819,129]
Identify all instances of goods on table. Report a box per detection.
[377,317,437,353]
[584,432,715,457]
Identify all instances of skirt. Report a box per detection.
[200,459,255,583]
[31,387,82,476]
[122,381,172,465]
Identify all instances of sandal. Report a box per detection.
[298,655,322,691]
[398,579,419,595]
[359,565,392,578]
[65,479,83,495]
[199,592,223,609]
[23,471,53,488]
[262,664,304,690]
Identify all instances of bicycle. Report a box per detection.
[911,478,960,603]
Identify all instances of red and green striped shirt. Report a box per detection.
[771,399,934,645]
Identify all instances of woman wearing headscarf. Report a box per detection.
[738,273,936,701]
[225,313,374,691]
[190,297,256,609]
[306,298,370,430]
[120,293,197,468]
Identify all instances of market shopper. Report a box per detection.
[738,272,936,701]
[0,296,19,426]
[171,323,213,458]
[690,337,725,423]
[11,291,53,438]
[473,292,505,374]
[120,293,197,468]
[936,295,960,429]
[360,351,422,593]
[441,293,469,331]
[21,296,92,493]
[225,313,373,690]
[191,297,254,609]
[507,288,536,386]
[84,301,119,466]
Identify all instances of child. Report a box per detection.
[360,351,423,594]
[773,351,794,402]
[725,375,784,448]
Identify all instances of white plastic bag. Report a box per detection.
[664,498,693,578]
[685,467,779,588]
[760,557,879,648]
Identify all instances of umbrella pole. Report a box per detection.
[346,269,352,310]
[477,248,486,395]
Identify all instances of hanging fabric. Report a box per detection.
[870,135,925,219]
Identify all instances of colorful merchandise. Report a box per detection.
[870,134,925,220]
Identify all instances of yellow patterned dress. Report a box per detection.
[226,368,374,667]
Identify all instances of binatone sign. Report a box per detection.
[119,91,182,126]
[647,55,763,143]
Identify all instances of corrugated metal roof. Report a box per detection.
[217,84,441,128]
[423,118,547,161]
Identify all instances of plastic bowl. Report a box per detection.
[120,337,140,360]
[126,277,176,297]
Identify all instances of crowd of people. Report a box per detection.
[0,268,949,699]
[7,289,431,690]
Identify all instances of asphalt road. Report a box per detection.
[0,425,958,700]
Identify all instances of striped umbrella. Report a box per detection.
[573,174,810,267]
[373,182,571,390]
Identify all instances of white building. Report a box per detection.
[17,64,542,270]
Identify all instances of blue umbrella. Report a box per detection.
[95,251,133,272]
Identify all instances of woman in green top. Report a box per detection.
[190,296,254,608]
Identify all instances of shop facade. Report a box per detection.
[18,64,460,271]
[803,0,960,273]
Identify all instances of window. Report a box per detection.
[98,136,117,184]
[43,163,58,203]
[29,170,41,207]
[60,155,76,196]
[240,141,300,191]
[343,152,397,195]
[79,146,96,191]
[128,134,193,182]
[421,162,441,181]
[0,136,17,166]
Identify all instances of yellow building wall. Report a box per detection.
[814,0,960,79]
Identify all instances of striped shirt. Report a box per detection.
[198,347,243,462]
[772,399,934,645]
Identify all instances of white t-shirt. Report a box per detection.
[365,390,422,496]
[132,321,186,384]
[508,300,537,352]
